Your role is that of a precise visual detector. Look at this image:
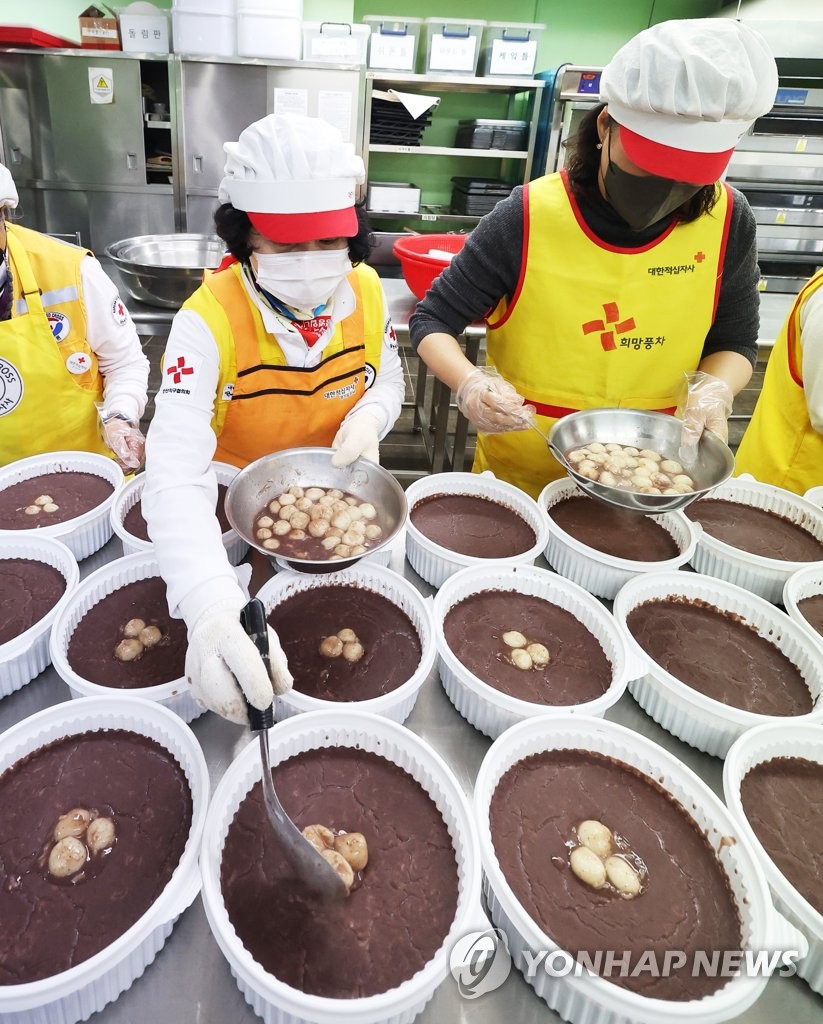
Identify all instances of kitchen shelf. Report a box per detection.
[368,144,528,159]
[368,207,480,225]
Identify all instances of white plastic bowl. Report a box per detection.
[0,451,123,561]
[432,564,631,738]
[0,695,209,1024]
[405,472,550,589]
[49,551,202,723]
[110,461,248,565]
[538,478,699,599]
[688,478,823,604]
[0,536,79,698]
[783,564,823,650]
[199,709,483,1024]
[474,713,808,1024]
[256,563,435,724]
[804,485,823,507]
[613,571,823,758]
[724,722,823,995]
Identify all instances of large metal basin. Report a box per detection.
[106,234,225,309]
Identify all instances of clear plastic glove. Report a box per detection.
[97,405,145,471]
[677,371,734,464]
[455,367,535,434]
[185,598,293,725]
[331,410,381,467]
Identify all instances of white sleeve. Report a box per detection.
[80,256,150,424]
[142,308,246,630]
[342,285,405,437]
[799,287,823,434]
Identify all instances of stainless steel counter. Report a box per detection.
[0,535,820,1024]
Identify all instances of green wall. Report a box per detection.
[9,0,722,56]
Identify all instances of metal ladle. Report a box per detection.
[239,598,347,902]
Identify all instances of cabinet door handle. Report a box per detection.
[193,155,203,174]
[10,147,22,164]
[126,152,137,170]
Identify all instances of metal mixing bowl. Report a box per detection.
[106,234,225,309]
[547,408,735,514]
[224,447,407,572]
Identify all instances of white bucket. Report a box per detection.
[0,696,209,1024]
[432,563,631,738]
[0,451,123,561]
[724,721,823,995]
[405,472,550,589]
[538,477,699,599]
[474,713,808,1024]
[237,13,301,57]
[783,564,823,650]
[256,563,435,724]
[0,536,79,699]
[613,571,823,757]
[688,478,823,604]
[199,709,484,1024]
[49,551,202,723]
[110,462,248,565]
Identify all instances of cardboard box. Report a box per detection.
[119,1,169,53]
[78,5,121,49]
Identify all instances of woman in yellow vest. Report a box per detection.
[143,114,404,724]
[410,19,778,499]
[735,270,823,494]
[0,164,148,469]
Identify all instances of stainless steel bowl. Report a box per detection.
[547,408,735,514]
[105,234,225,309]
[224,447,407,572]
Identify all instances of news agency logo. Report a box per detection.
[449,927,512,998]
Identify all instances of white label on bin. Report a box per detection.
[370,33,415,70]
[311,36,360,60]
[489,38,537,75]
[429,33,477,73]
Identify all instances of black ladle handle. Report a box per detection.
[240,598,275,732]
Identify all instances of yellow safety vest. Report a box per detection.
[475,171,732,497]
[735,270,823,494]
[182,261,385,469]
[0,224,107,466]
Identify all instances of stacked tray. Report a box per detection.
[450,176,514,216]
[369,97,433,145]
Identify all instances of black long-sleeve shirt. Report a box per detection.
[408,181,760,368]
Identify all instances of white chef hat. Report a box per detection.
[0,162,19,210]
[600,19,778,184]
[218,113,365,243]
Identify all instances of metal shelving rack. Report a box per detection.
[361,70,544,228]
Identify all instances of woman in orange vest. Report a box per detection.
[0,163,148,469]
[410,19,778,499]
[735,270,823,493]
[143,113,404,724]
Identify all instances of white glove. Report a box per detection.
[185,598,293,725]
[331,410,381,467]
[101,414,145,471]
[677,371,734,464]
[455,367,534,433]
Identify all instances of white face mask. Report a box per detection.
[252,248,352,312]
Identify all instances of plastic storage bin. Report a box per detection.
[237,12,300,57]
[478,21,544,77]
[367,181,421,214]
[119,3,170,53]
[301,21,369,64]
[423,18,485,76]
[172,8,235,55]
[237,0,300,11]
[363,15,421,72]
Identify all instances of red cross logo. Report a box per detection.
[582,302,636,351]
[115,300,125,317]
[76,355,88,367]
[694,251,706,263]
[167,355,194,384]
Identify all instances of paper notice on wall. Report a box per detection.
[88,67,114,104]
[274,88,308,117]
[318,90,352,142]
